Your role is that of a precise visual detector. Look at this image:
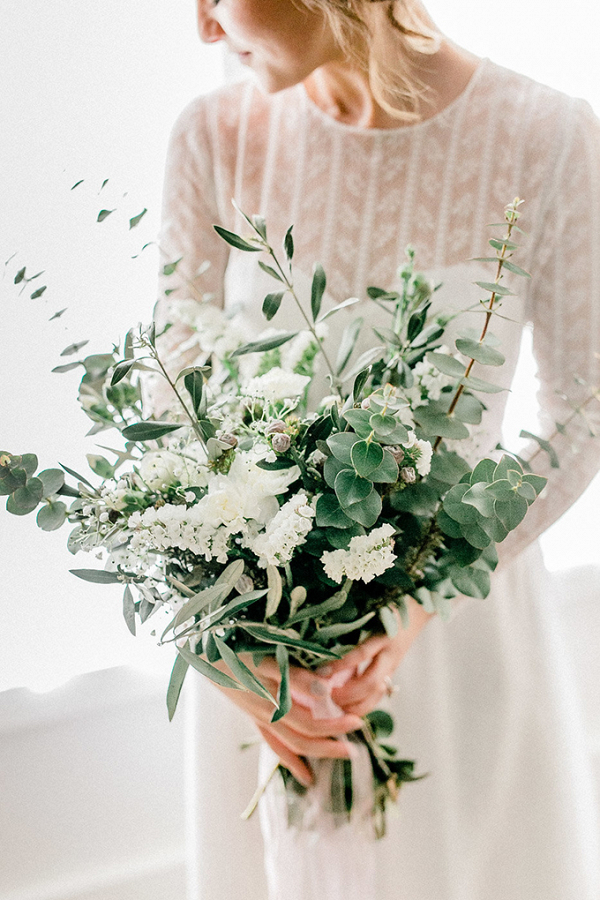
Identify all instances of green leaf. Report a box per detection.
[522,473,547,496]
[258,260,284,283]
[369,413,397,437]
[262,291,285,321]
[272,644,291,722]
[315,493,354,529]
[413,407,470,440]
[519,430,560,468]
[7,477,44,514]
[343,487,382,527]
[426,352,465,378]
[231,332,297,357]
[469,459,497,484]
[284,225,294,261]
[20,454,39,476]
[255,458,295,471]
[368,449,399,484]
[459,520,492,549]
[317,296,361,324]
[379,606,398,638]
[462,482,496,517]
[266,565,283,618]
[429,452,471,485]
[36,501,67,531]
[286,587,349,625]
[336,318,363,375]
[459,375,505,394]
[69,568,122,584]
[494,495,528,531]
[97,209,115,222]
[167,654,189,721]
[52,362,82,374]
[366,709,394,739]
[335,468,373,506]
[352,368,371,404]
[206,589,269,630]
[129,208,147,229]
[59,462,94,489]
[474,281,514,296]
[252,215,267,240]
[110,359,136,386]
[489,238,519,252]
[311,263,326,322]
[162,257,182,276]
[316,611,375,641]
[451,566,490,599]
[241,624,341,658]
[213,225,262,252]
[443,483,479,524]
[350,440,384,477]
[455,338,505,367]
[493,454,523,481]
[213,636,277,706]
[177,643,245,690]
[123,584,136,636]
[38,468,65,496]
[61,340,89,357]
[122,422,183,441]
[501,260,530,278]
[327,432,360,466]
[30,285,47,299]
[14,266,26,284]
[184,369,204,417]
[437,509,463,538]
[343,408,375,439]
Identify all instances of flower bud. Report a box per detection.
[400,466,417,484]
[266,420,286,434]
[388,445,405,464]
[235,574,254,594]
[271,432,291,453]
[218,432,238,448]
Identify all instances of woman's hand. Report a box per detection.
[322,596,433,716]
[215,658,363,787]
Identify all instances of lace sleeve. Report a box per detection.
[501,98,600,562]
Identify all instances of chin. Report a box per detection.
[253,65,307,95]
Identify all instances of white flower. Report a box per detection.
[402,431,433,476]
[138,449,208,491]
[243,367,311,403]
[247,492,316,567]
[321,524,396,584]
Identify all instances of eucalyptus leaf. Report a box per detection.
[315,493,354,529]
[342,408,375,439]
[335,469,373,506]
[36,501,67,531]
[123,584,136,636]
[426,352,465,378]
[350,440,384,477]
[450,566,490,599]
[519,430,560,468]
[38,468,65,496]
[342,487,382,528]
[474,281,514,296]
[460,375,505,394]
[455,338,505,367]
[7,478,44,514]
[368,450,399,484]
[327,432,360,465]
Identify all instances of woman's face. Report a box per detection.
[196,0,343,92]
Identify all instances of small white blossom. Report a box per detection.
[402,431,433,476]
[321,524,396,584]
[243,367,311,403]
[247,492,316,567]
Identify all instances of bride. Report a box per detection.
[157,1,600,897]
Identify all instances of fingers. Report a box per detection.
[262,721,356,763]
[318,633,391,678]
[331,648,395,709]
[257,725,314,787]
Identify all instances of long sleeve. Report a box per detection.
[501,97,600,560]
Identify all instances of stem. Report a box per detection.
[149,344,208,450]
[266,247,342,396]
[433,201,521,452]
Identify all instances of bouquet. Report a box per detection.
[2,198,549,838]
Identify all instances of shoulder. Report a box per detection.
[167,79,296,156]
[479,60,599,168]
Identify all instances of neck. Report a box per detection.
[303,40,480,130]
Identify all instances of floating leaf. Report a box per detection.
[60,340,89,357]
[52,362,82,374]
[71,179,84,190]
[284,225,294,261]
[162,257,182,276]
[129,208,147,229]
[49,308,68,321]
[30,285,47,299]
[14,267,26,284]
[97,209,115,223]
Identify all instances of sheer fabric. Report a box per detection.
[160,59,600,898]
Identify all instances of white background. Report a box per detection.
[1,0,599,693]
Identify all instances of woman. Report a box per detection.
[158,1,600,897]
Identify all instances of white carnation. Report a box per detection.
[321,523,397,584]
[243,367,311,403]
[403,431,433,476]
[138,449,208,491]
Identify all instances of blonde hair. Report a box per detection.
[304,0,441,121]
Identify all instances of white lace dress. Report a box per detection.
[159,59,600,900]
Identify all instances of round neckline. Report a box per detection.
[298,57,490,137]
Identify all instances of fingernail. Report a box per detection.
[319,665,333,677]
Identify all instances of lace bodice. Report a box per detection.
[158,58,600,560]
